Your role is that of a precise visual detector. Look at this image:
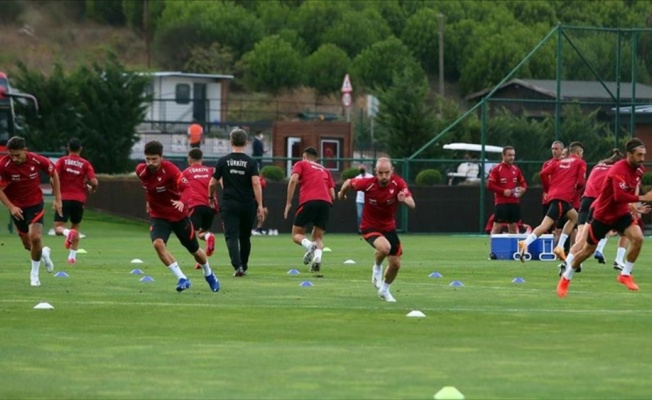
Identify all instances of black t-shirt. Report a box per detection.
[252,138,264,157]
[213,152,259,203]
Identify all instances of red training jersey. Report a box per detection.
[291,160,335,205]
[486,162,527,205]
[351,175,411,232]
[136,160,186,221]
[55,154,96,203]
[179,164,214,209]
[0,152,55,207]
[540,158,557,204]
[591,159,643,225]
[541,155,586,203]
[583,163,612,199]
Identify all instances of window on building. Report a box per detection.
[175,84,191,105]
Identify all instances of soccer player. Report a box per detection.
[53,138,98,264]
[0,136,61,286]
[557,138,652,297]
[519,141,586,262]
[179,148,217,261]
[338,157,415,302]
[136,141,219,293]
[283,147,335,273]
[209,128,264,277]
[541,141,565,221]
[486,146,527,234]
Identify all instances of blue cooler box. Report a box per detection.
[490,234,555,261]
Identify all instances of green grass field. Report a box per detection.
[2,209,652,399]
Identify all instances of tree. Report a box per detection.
[321,8,392,58]
[239,36,304,96]
[305,44,351,99]
[351,36,425,92]
[184,43,236,75]
[290,0,351,53]
[401,8,443,75]
[85,0,126,26]
[72,55,151,173]
[375,64,437,159]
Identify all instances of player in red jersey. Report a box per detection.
[541,141,565,222]
[486,146,527,234]
[0,136,62,286]
[178,148,217,262]
[519,141,586,262]
[557,138,652,297]
[53,138,98,265]
[284,147,335,273]
[338,157,415,302]
[136,141,219,293]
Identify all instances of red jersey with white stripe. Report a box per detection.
[591,159,643,225]
[179,164,214,209]
[136,160,186,221]
[291,160,335,205]
[540,158,556,204]
[486,162,527,205]
[540,155,586,203]
[583,163,612,199]
[55,154,96,203]
[0,152,55,207]
[351,175,411,232]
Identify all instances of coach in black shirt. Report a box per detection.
[209,128,265,276]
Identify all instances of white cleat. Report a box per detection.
[30,273,40,287]
[303,242,317,265]
[378,289,396,302]
[42,246,54,273]
[371,266,382,289]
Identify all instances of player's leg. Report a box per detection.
[175,217,218,292]
[377,232,401,302]
[292,202,317,265]
[308,201,331,272]
[221,203,245,275]
[238,203,256,274]
[364,232,390,289]
[617,217,644,290]
[151,217,190,291]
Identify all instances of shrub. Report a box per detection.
[261,165,285,181]
[415,169,443,186]
[642,172,652,186]
[341,167,360,181]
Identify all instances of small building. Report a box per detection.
[138,71,234,134]
[465,78,652,118]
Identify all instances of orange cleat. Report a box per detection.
[518,240,527,263]
[557,276,571,298]
[617,274,639,291]
[553,246,566,261]
[67,258,76,265]
[206,234,215,257]
[195,263,201,270]
[65,229,77,249]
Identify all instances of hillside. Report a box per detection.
[0,3,148,74]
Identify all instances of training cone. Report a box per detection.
[323,247,332,252]
[343,259,356,264]
[434,386,465,400]
[512,277,526,283]
[76,249,88,254]
[300,281,313,287]
[54,271,69,278]
[139,276,154,282]
[429,272,443,278]
[130,269,143,275]
[407,310,426,318]
[287,269,300,275]
[130,258,144,264]
[47,228,55,236]
[449,280,464,287]
[33,302,54,310]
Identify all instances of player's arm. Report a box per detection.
[398,188,415,209]
[50,169,63,217]
[252,175,265,221]
[338,179,352,200]
[0,184,22,219]
[208,177,219,208]
[86,166,99,193]
[284,173,299,219]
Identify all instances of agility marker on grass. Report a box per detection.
[434,386,465,399]
[139,276,154,283]
[130,269,143,275]
[449,280,464,287]
[407,310,426,318]
[54,271,69,278]
[429,272,443,278]
[287,269,300,275]
[130,258,144,264]
[34,302,54,310]
[512,277,526,283]
[300,281,313,287]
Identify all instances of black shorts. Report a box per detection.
[586,214,636,245]
[149,217,200,253]
[362,230,402,256]
[54,200,85,224]
[578,197,596,225]
[294,200,331,230]
[494,203,521,224]
[545,200,574,222]
[12,202,45,234]
[189,205,216,231]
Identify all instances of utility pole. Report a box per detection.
[438,13,445,114]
